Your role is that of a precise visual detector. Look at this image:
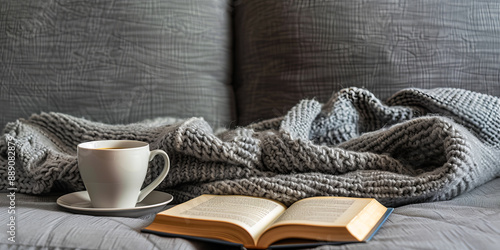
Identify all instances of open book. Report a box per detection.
[142,195,392,249]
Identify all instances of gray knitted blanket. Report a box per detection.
[1,88,500,207]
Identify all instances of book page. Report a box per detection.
[270,197,372,227]
[163,195,286,238]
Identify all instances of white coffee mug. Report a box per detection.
[77,140,170,208]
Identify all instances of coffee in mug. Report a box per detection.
[77,140,170,208]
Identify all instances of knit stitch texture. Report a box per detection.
[1,88,499,207]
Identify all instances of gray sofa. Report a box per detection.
[3,0,500,130]
[1,0,500,249]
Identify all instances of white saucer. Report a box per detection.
[57,191,173,217]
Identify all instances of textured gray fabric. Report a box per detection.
[234,0,500,125]
[1,88,500,208]
[1,176,499,249]
[0,192,212,250]
[0,0,235,130]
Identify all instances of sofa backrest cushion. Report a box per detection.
[234,0,500,125]
[0,0,235,130]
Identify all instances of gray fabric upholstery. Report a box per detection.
[0,0,235,130]
[234,0,500,125]
[1,178,499,249]
[2,1,500,249]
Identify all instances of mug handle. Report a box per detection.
[137,149,170,203]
